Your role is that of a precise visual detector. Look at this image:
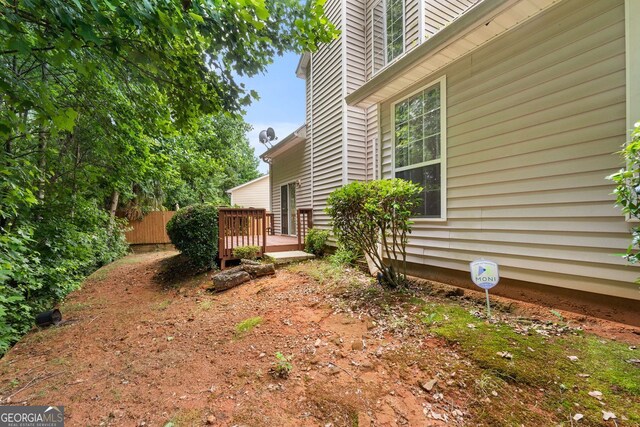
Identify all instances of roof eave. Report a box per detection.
[296,53,311,79]
[259,124,307,160]
[345,0,512,107]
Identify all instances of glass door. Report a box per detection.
[288,183,297,236]
[280,185,288,235]
[280,183,297,235]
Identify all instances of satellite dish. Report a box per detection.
[259,130,269,144]
[258,127,277,148]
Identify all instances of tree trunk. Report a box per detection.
[109,190,120,220]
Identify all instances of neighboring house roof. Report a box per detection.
[259,124,307,161]
[346,0,558,107]
[226,174,269,195]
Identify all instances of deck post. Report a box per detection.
[262,209,267,255]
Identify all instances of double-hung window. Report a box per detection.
[372,0,405,74]
[393,77,446,218]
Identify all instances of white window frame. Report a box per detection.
[391,75,447,221]
[370,0,406,76]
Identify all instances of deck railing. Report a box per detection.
[297,208,313,249]
[218,208,266,269]
[218,207,313,269]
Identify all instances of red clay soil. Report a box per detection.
[0,252,638,426]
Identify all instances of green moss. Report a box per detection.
[427,303,640,424]
[235,316,263,336]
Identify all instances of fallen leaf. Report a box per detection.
[588,390,603,400]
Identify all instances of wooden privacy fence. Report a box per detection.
[125,211,176,245]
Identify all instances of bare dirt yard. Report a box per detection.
[1,251,639,426]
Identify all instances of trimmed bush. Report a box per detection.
[326,179,422,288]
[305,228,330,256]
[166,204,219,270]
[233,245,260,260]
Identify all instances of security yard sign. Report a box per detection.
[470,260,500,318]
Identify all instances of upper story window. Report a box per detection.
[393,77,446,218]
[372,0,405,75]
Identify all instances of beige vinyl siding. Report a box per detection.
[423,0,479,38]
[404,0,420,51]
[380,0,638,300]
[366,105,379,180]
[229,176,270,210]
[270,142,307,234]
[299,70,313,210]
[310,0,344,229]
[345,0,370,183]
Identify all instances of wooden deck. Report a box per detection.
[223,234,300,251]
[218,208,312,269]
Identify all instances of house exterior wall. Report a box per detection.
[228,176,270,210]
[378,0,638,300]
[309,0,344,229]
[270,142,309,234]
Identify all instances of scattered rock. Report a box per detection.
[332,337,343,346]
[327,365,341,375]
[568,355,579,362]
[497,351,513,360]
[366,320,376,330]
[466,323,476,329]
[577,373,590,378]
[602,411,616,421]
[361,361,374,372]
[420,378,437,392]
[351,340,364,351]
[206,415,216,424]
[573,413,583,421]
[314,339,322,347]
[491,391,498,397]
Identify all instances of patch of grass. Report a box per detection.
[59,302,91,313]
[165,409,202,427]
[198,300,213,311]
[425,303,640,425]
[153,299,171,311]
[234,316,263,337]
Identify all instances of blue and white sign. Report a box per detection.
[470,260,499,290]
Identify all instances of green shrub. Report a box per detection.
[609,121,640,267]
[326,179,422,288]
[233,245,260,260]
[305,228,330,256]
[166,204,219,270]
[329,245,360,266]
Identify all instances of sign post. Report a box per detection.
[469,260,500,318]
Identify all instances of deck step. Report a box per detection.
[264,250,315,265]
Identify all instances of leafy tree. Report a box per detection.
[0,0,338,353]
[326,179,422,288]
[609,122,640,267]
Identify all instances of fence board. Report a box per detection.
[125,211,175,244]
